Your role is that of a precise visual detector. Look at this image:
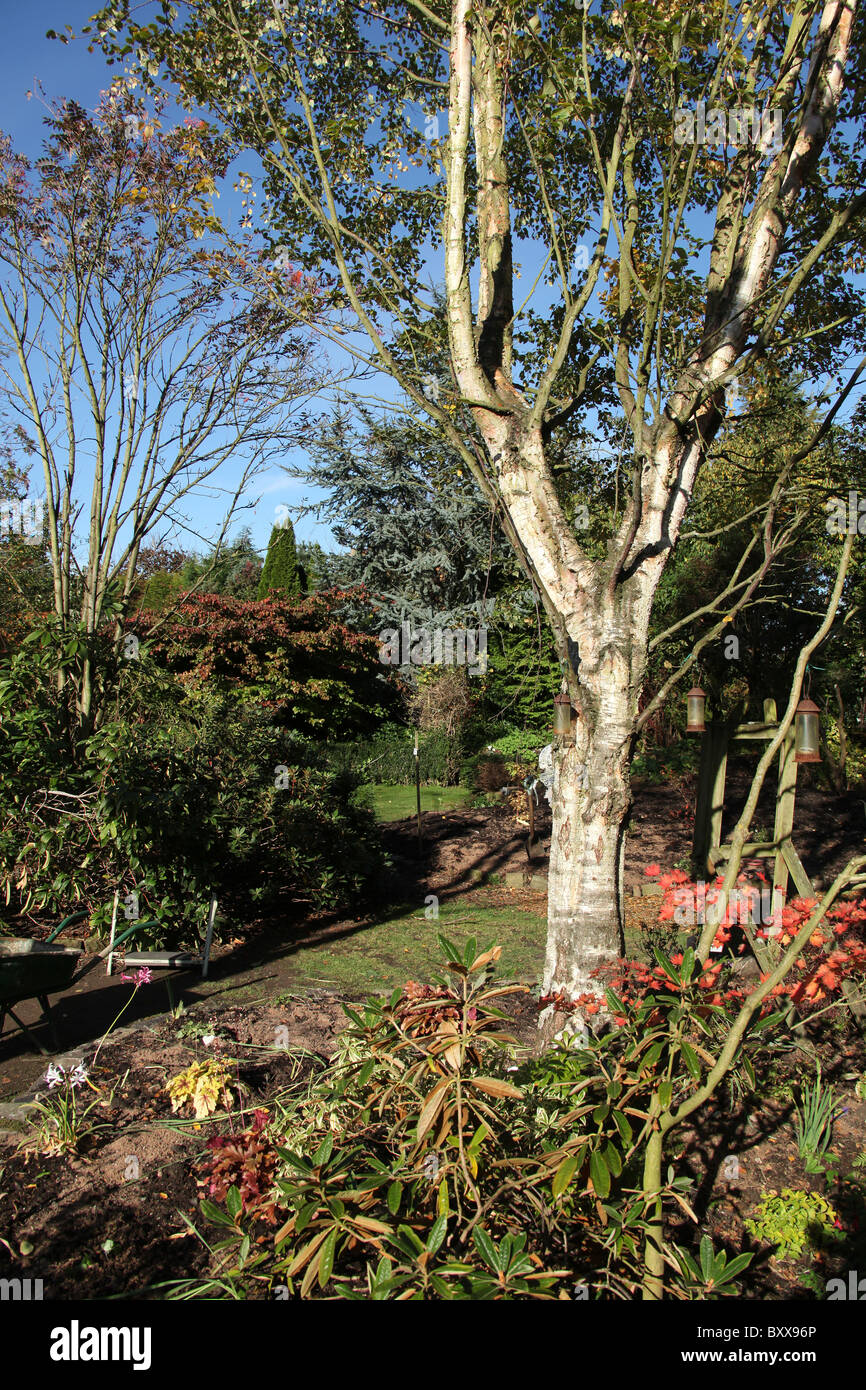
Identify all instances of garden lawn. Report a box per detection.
[271,884,686,1002]
[359,783,474,822]
[278,892,548,996]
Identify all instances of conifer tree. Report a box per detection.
[258,518,300,598]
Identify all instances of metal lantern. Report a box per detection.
[794,697,821,763]
[686,686,706,733]
[553,692,573,736]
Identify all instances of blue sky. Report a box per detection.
[0,2,345,560]
[1,7,861,568]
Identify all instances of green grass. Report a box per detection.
[261,885,681,1003]
[277,890,548,997]
[359,782,474,822]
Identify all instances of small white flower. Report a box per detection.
[201,1034,216,1047]
[70,1063,89,1089]
[44,1063,64,1090]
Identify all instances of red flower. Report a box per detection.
[644,863,661,877]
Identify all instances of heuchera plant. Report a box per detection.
[166,1058,234,1119]
[199,1109,279,1224]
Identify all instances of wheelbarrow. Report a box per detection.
[0,896,218,1054]
[0,910,91,1054]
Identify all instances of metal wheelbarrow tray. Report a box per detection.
[0,911,89,1054]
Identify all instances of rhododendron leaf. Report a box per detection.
[589,1150,610,1199]
[612,1110,632,1145]
[318,1228,337,1288]
[552,1152,580,1199]
[680,1041,701,1079]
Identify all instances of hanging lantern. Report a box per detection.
[686,686,706,733]
[794,697,821,763]
[553,693,573,736]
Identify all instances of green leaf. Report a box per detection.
[314,1132,334,1166]
[680,1041,701,1080]
[462,936,477,968]
[225,1185,242,1221]
[589,1149,610,1199]
[715,1251,753,1282]
[612,1110,632,1145]
[395,1224,426,1256]
[605,988,627,1015]
[437,934,462,964]
[472,1225,499,1272]
[199,1199,236,1229]
[552,1152,580,1199]
[387,1181,402,1216]
[699,1234,714,1283]
[275,1148,313,1175]
[426,1213,447,1254]
[603,1141,622,1178]
[318,1228,337,1288]
[652,947,681,984]
[658,1080,673,1109]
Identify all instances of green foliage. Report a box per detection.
[744,1189,840,1261]
[630,740,700,785]
[482,728,549,769]
[477,620,560,735]
[325,724,464,786]
[258,520,300,599]
[0,627,391,942]
[176,529,263,602]
[174,939,763,1300]
[21,1062,115,1157]
[793,1064,839,1173]
[672,1235,754,1299]
[296,408,520,631]
[182,941,576,1298]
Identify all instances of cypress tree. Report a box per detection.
[258,518,300,598]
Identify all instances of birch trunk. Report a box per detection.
[537,576,657,1041]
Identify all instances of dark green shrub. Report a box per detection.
[0,634,389,944]
[324,724,464,786]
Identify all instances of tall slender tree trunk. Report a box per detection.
[537,583,653,1041]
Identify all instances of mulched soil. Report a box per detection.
[0,993,347,1299]
[1,985,863,1301]
[1,762,864,1299]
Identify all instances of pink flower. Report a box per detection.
[121,967,152,987]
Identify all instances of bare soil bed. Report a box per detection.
[1,763,864,1299]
